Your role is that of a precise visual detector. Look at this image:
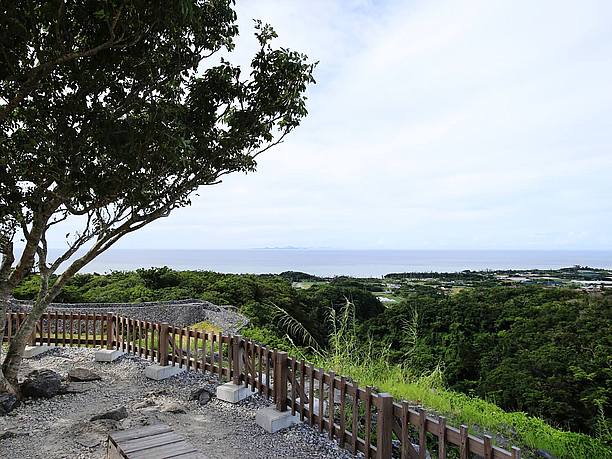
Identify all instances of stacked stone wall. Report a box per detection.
[9,298,247,333]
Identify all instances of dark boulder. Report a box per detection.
[189,387,213,405]
[189,387,205,400]
[198,390,212,406]
[20,369,62,399]
[0,393,20,415]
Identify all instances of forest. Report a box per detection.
[12,267,612,456]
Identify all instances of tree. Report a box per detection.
[0,0,316,396]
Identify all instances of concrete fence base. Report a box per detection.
[216,382,253,403]
[256,406,301,433]
[23,345,52,359]
[145,364,186,380]
[94,349,124,362]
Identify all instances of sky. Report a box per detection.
[54,0,612,250]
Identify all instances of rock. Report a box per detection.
[61,382,92,394]
[189,387,205,400]
[134,399,155,409]
[20,369,62,399]
[537,450,558,459]
[145,388,168,397]
[160,401,186,413]
[67,368,101,382]
[90,406,128,421]
[0,393,20,415]
[0,430,29,440]
[198,390,212,405]
[189,387,213,405]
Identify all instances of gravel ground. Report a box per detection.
[0,347,357,459]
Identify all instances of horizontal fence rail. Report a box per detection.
[3,312,520,459]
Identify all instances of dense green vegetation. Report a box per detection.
[367,287,612,435]
[13,268,383,348]
[303,301,611,459]
[13,267,612,458]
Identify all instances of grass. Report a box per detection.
[137,324,226,355]
[271,301,612,459]
[190,321,222,334]
[292,281,327,289]
[449,286,468,295]
[315,357,610,458]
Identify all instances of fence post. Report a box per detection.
[159,323,169,366]
[275,351,288,412]
[106,313,115,350]
[232,335,242,384]
[377,393,394,459]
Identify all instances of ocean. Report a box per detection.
[60,249,612,277]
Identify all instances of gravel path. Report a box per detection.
[0,347,357,459]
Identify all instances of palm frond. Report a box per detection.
[270,302,321,352]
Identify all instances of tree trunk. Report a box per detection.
[0,369,17,396]
[0,203,166,395]
[2,296,49,391]
[0,287,8,349]
[0,287,19,395]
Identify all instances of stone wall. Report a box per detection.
[9,298,248,334]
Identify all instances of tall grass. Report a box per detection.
[269,299,611,459]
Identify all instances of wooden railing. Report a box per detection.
[3,312,521,459]
[3,311,112,348]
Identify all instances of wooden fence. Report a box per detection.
[3,311,521,459]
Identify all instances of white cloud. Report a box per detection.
[46,0,612,251]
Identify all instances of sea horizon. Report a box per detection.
[45,248,612,277]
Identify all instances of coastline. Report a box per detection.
[44,248,612,277]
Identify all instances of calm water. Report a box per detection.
[62,249,612,277]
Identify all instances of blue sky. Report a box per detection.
[52,0,612,250]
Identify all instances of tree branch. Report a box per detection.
[47,212,96,275]
[0,4,132,124]
[44,206,171,302]
[0,241,15,284]
[6,210,51,289]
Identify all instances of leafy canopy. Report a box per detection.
[0,0,316,295]
[0,0,315,392]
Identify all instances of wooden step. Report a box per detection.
[107,424,205,459]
